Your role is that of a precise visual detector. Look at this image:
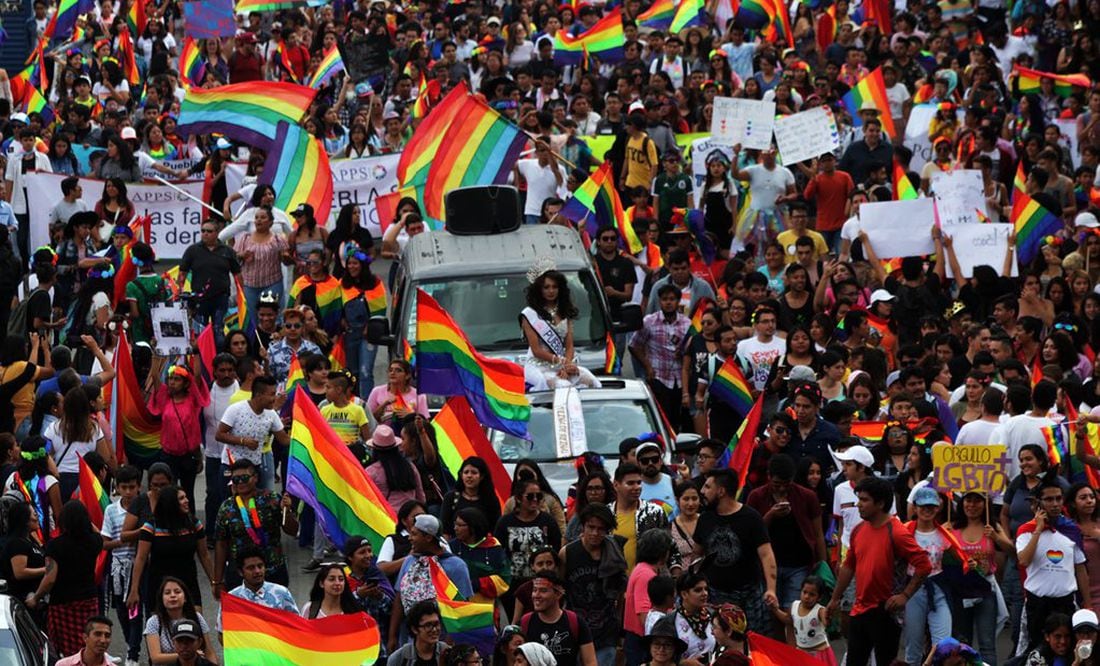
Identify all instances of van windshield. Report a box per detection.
[412,272,607,350]
[491,398,659,461]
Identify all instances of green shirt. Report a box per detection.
[652,172,693,225]
[125,274,169,343]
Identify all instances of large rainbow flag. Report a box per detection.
[308,44,345,89]
[669,0,706,32]
[286,391,397,552]
[708,356,754,418]
[553,8,625,65]
[416,289,530,439]
[1013,66,1092,98]
[1012,191,1062,265]
[262,121,333,228]
[560,162,642,254]
[736,0,771,29]
[841,66,897,138]
[177,81,316,147]
[111,330,161,467]
[431,397,512,509]
[222,594,380,665]
[428,559,495,657]
[638,0,676,30]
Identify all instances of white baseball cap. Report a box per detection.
[835,444,874,468]
[869,289,895,305]
[120,127,138,141]
[1074,609,1099,630]
[1075,211,1100,228]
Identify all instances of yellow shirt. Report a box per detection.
[776,229,829,263]
[320,401,369,446]
[624,134,658,189]
[616,509,638,570]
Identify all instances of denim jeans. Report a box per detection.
[195,297,229,348]
[623,632,646,666]
[205,456,226,541]
[344,328,377,397]
[904,582,952,665]
[260,451,276,491]
[112,591,142,661]
[243,282,283,331]
[1002,552,1024,655]
[777,564,811,609]
[524,214,542,225]
[953,593,998,666]
[594,646,616,666]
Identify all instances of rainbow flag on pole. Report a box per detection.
[308,44,345,89]
[261,121,334,228]
[78,456,110,529]
[638,0,677,30]
[112,331,162,467]
[718,393,764,499]
[126,0,147,38]
[709,357,754,417]
[553,8,625,65]
[893,159,917,200]
[44,0,94,41]
[841,66,897,138]
[431,397,512,509]
[177,81,316,146]
[179,36,204,88]
[1012,191,1063,265]
[222,594,380,666]
[428,559,496,657]
[1014,65,1091,98]
[560,163,642,254]
[670,0,706,32]
[604,331,621,375]
[416,289,530,439]
[286,391,397,552]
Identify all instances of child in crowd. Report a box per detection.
[769,575,835,665]
[101,464,143,665]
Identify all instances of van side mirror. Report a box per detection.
[613,304,643,333]
[366,317,394,346]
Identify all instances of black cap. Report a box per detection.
[170,619,200,640]
[292,203,314,217]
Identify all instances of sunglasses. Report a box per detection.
[230,474,253,484]
[639,456,661,465]
[524,492,544,501]
[284,323,302,329]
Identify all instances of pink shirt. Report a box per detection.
[366,385,429,421]
[624,561,658,635]
[147,379,211,456]
[57,652,110,666]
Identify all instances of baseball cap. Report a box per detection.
[636,441,662,459]
[236,31,256,44]
[786,365,816,382]
[292,203,314,218]
[486,16,501,25]
[1074,609,1099,630]
[912,487,941,507]
[383,110,401,121]
[869,289,896,306]
[413,513,441,538]
[834,444,874,468]
[1075,211,1100,228]
[858,100,880,113]
[120,127,138,141]
[215,137,233,151]
[886,370,902,387]
[170,619,200,640]
[10,113,29,125]
[628,100,645,114]
[343,535,371,558]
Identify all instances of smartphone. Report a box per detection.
[129,604,139,620]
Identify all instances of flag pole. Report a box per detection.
[151,175,224,218]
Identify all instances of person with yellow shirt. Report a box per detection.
[621,114,659,192]
[775,202,829,263]
[319,371,371,464]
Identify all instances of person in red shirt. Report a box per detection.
[825,476,932,666]
[274,28,310,83]
[799,152,854,255]
[227,33,265,83]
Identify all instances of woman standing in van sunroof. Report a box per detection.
[519,264,601,390]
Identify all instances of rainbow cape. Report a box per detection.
[364,280,387,317]
[261,121,334,228]
[431,396,513,509]
[553,8,625,66]
[709,356,753,417]
[287,274,342,334]
[604,331,621,375]
[286,391,397,552]
[428,559,496,657]
[222,593,380,665]
[841,66,897,138]
[893,158,917,200]
[1013,65,1091,98]
[416,289,530,439]
[719,393,764,499]
[560,162,641,253]
[1012,191,1062,265]
[670,0,706,32]
[308,44,345,89]
[110,330,162,466]
[177,81,316,147]
[638,0,677,30]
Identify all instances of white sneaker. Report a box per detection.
[126,659,140,666]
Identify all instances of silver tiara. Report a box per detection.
[526,256,557,284]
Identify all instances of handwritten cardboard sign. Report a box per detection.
[931,169,988,227]
[711,97,776,150]
[774,107,840,165]
[945,224,1019,278]
[931,443,1010,494]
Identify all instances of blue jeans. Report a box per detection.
[595,646,616,666]
[1002,552,1024,655]
[204,456,226,541]
[344,328,377,397]
[904,582,952,665]
[777,564,810,609]
[260,451,276,491]
[821,229,842,255]
[524,214,542,225]
[195,297,229,348]
[623,632,646,666]
[243,282,283,331]
[953,592,998,666]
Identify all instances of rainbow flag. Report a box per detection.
[912,82,934,104]
[1012,192,1062,265]
[1013,160,1027,206]
[709,356,753,417]
[308,44,345,89]
[719,394,764,499]
[1064,401,1100,488]
[286,391,397,552]
[177,81,316,147]
[816,6,836,53]
[637,0,676,30]
[1042,425,1064,466]
[364,281,387,317]
[763,0,793,48]
[222,594,380,666]
[850,421,889,443]
[179,36,204,88]
[403,339,416,367]
[78,455,110,530]
[233,0,308,12]
[421,95,527,222]
[841,66,897,138]
[416,289,530,439]
[976,208,991,223]
[428,559,496,657]
[111,330,162,467]
[126,0,147,37]
[688,297,717,336]
[553,8,625,66]
[411,71,430,120]
[275,40,299,83]
[604,331,621,375]
[736,0,771,29]
[44,0,93,41]
[432,396,513,509]
[329,337,346,372]
[893,159,917,200]
[23,87,54,125]
[9,63,33,108]
[118,27,140,85]
[286,354,305,391]
[288,275,342,335]
[670,0,706,32]
[261,121,333,230]
[560,163,641,253]
[748,631,824,666]
[1014,65,1092,98]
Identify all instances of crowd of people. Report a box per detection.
[8,0,1100,664]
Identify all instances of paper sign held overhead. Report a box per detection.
[858,198,937,258]
[773,107,840,165]
[930,169,987,227]
[711,97,776,151]
[945,224,1018,278]
[931,443,1010,495]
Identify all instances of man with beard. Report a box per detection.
[636,440,676,517]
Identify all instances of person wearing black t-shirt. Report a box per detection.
[594,227,638,359]
[520,572,596,666]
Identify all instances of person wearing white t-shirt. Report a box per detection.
[513,139,568,225]
[832,445,896,555]
[730,146,795,258]
[215,376,288,491]
[882,64,911,136]
[736,306,785,391]
[955,389,1008,446]
[1015,480,1089,651]
[203,354,240,540]
[47,406,109,501]
[995,382,1056,479]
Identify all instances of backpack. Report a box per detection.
[521,608,579,639]
[7,287,42,337]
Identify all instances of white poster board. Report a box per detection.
[552,387,587,458]
[859,198,937,258]
[903,104,963,172]
[945,224,1018,278]
[710,97,776,150]
[774,107,840,165]
[1054,118,1082,170]
[690,136,736,206]
[930,169,987,227]
[150,302,192,356]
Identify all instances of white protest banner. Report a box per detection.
[225,154,400,238]
[1054,119,1081,170]
[903,104,962,172]
[774,106,840,165]
[945,223,1018,278]
[859,198,936,258]
[25,172,207,260]
[142,158,201,181]
[930,169,987,227]
[690,136,735,205]
[710,97,776,150]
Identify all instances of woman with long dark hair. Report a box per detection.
[520,268,599,389]
[564,470,613,542]
[365,425,425,515]
[48,386,111,500]
[10,436,61,542]
[0,502,46,627]
[0,333,49,436]
[301,563,361,618]
[26,500,104,657]
[503,459,566,535]
[340,244,385,395]
[366,359,429,429]
[1067,482,1100,617]
[234,205,291,326]
[95,134,142,182]
[48,134,81,176]
[440,456,502,538]
[94,177,135,232]
[328,204,375,278]
[126,485,214,615]
[142,576,216,663]
[950,491,1011,665]
[343,123,374,159]
[289,203,329,277]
